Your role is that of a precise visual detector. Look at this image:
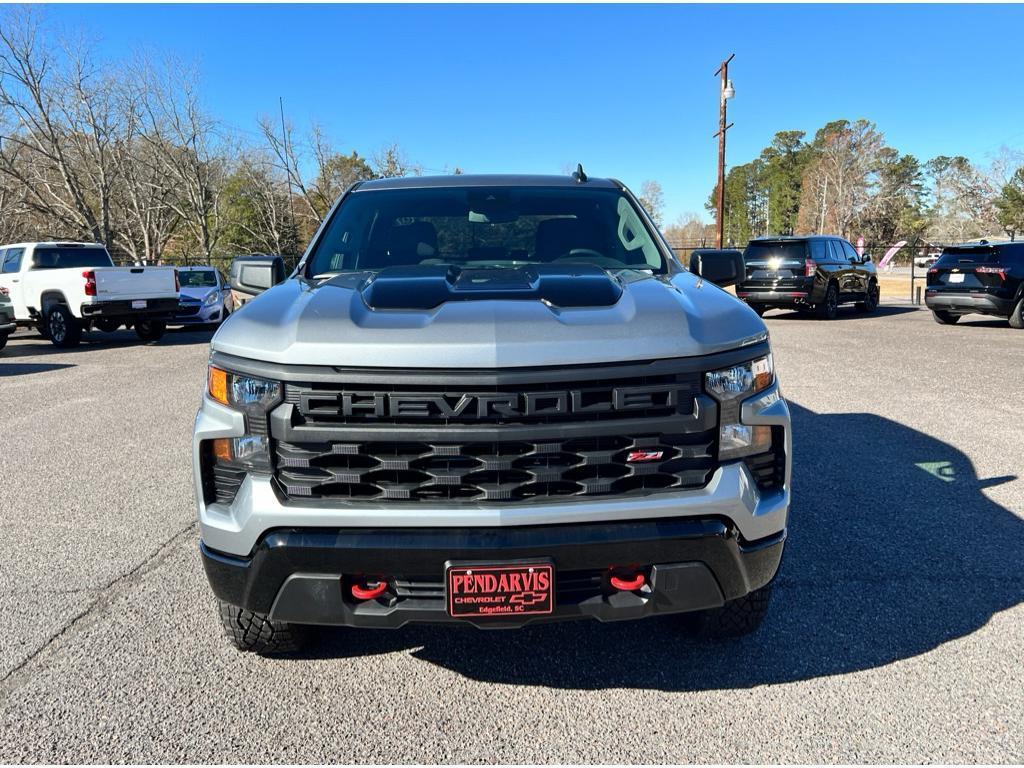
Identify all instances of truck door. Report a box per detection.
[0,247,28,318]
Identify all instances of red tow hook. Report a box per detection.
[610,573,646,592]
[351,580,389,600]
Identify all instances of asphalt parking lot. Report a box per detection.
[1,303,1022,763]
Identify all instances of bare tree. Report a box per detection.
[797,120,884,236]
[138,59,226,262]
[638,180,665,227]
[0,9,115,242]
[372,142,421,178]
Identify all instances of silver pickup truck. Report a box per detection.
[193,173,791,654]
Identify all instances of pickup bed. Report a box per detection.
[0,242,180,347]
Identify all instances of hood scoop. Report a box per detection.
[360,264,623,310]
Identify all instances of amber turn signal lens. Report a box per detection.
[208,366,229,405]
[211,438,233,462]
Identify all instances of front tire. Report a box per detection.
[134,319,166,343]
[0,331,8,351]
[690,584,773,638]
[1009,297,1024,329]
[47,305,82,348]
[932,310,960,325]
[217,600,308,655]
[856,280,879,313]
[817,282,840,320]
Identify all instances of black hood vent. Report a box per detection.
[360,264,624,310]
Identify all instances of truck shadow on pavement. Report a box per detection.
[308,401,1024,691]
[764,305,919,321]
[0,327,215,359]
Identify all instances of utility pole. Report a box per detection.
[714,54,735,248]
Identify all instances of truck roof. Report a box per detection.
[0,240,105,249]
[354,174,621,192]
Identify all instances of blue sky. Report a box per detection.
[36,3,1024,222]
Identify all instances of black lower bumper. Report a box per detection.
[925,291,1012,316]
[737,279,818,306]
[201,518,786,629]
[0,320,14,334]
[81,297,179,320]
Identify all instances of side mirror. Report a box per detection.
[232,264,277,294]
[689,251,744,288]
[861,253,872,263]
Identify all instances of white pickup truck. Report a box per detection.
[0,241,180,347]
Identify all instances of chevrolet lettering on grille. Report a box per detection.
[321,384,688,420]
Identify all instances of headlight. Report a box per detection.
[705,354,773,401]
[705,355,774,460]
[203,291,220,307]
[208,366,281,417]
[206,367,281,474]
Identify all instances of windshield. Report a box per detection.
[32,246,113,270]
[305,186,666,277]
[179,270,218,287]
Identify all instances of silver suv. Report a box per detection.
[193,173,791,653]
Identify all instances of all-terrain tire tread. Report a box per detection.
[217,600,306,654]
[697,584,773,638]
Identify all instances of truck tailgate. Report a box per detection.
[94,267,178,300]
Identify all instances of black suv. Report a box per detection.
[925,241,1024,327]
[736,236,879,319]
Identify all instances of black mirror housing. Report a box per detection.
[688,250,745,288]
[229,255,286,297]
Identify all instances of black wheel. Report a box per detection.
[1009,297,1024,329]
[689,584,773,638]
[37,320,51,339]
[218,600,308,655]
[134,319,166,343]
[47,305,82,348]
[856,280,879,313]
[95,319,121,333]
[0,331,8,350]
[932,310,960,325]
[817,282,839,320]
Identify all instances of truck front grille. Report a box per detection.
[267,360,722,504]
[274,432,716,502]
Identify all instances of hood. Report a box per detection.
[211,267,767,368]
[180,285,217,302]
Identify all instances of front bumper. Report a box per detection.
[81,297,179,320]
[925,291,1012,316]
[172,300,223,324]
[201,519,786,628]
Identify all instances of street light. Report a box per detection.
[714,54,735,248]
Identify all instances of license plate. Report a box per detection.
[948,273,965,283]
[131,299,147,309]
[446,561,554,618]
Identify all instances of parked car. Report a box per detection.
[173,266,233,327]
[0,242,179,347]
[925,240,1024,327]
[195,173,790,654]
[228,255,286,310]
[736,235,879,319]
[0,285,14,351]
[914,252,940,270]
